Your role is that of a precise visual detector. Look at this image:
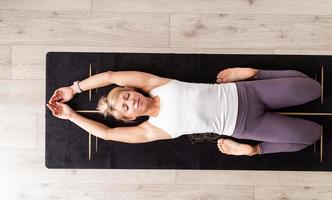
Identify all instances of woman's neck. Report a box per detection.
[145,96,160,117]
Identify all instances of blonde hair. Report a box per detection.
[97,86,134,122]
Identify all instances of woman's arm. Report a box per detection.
[79,70,170,93]
[69,112,151,143]
[47,102,152,143]
[49,71,170,104]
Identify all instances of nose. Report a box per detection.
[127,99,136,107]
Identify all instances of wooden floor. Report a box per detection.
[1,0,332,199]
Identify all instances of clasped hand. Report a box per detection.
[47,87,76,120]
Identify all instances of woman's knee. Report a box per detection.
[294,78,321,101]
[309,122,322,143]
[305,78,321,100]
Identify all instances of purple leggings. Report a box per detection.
[233,70,321,154]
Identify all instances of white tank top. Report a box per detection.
[148,80,238,139]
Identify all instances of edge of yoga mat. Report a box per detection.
[46,52,332,170]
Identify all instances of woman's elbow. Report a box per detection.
[105,71,113,80]
[102,129,111,141]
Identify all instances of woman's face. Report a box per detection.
[114,90,148,120]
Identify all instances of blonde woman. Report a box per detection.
[47,68,321,156]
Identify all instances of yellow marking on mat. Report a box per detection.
[321,65,324,104]
[89,63,92,101]
[76,110,99,113]
[77,110,332,116]
[96,137,98,153]
[87,64,93,160]
[276,112,332,116]
[96,71,98,94]
[89,133,92,161]
[320,125,323,163]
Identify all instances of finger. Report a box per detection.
[49,102,58,108]
[50,107,56,116]
[57,90,63,99]
[50,90,60,102]
[49,99,56,105]
[50,89,60,100]
[49,102,57,108]
[47,103,55,110]
[49,103,60,113]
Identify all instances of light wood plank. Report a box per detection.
[0,183,253,200]
[0,148,176,184]
[274,49,332,55]
[0,45,11,79]
[12,45,45,79]
[0,114,36,148]
[0,80,44,114]
[171,14,332,50]
[92,0,332,15]
[176,170,332,187]
[0,11,169,47]
[12,45,273,80]
[255,186,332,200]
[0,0,90,12]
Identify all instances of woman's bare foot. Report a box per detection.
[216,67,258,83]
[217,138,260,156]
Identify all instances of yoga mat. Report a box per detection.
[46,52,332,170]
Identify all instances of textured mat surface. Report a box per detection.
[46,52,332,170]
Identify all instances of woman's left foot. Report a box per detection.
[217,138,259,156]
[216,67,258,83]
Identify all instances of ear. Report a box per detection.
[129,117,137,121]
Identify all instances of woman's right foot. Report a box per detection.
[216,67,258,83]
[217,138,260,156]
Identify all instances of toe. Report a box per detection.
[217,138,224,144]
[217,144,224,153]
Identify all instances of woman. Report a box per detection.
[47,67,321,156]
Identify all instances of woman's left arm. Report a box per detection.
[47,102,108,139]
[46,102,153,143]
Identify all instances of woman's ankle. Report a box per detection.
[249,144,261,156]
[251,68,260,80]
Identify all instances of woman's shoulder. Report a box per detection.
[140,121,172,140]
[145,78,175,94]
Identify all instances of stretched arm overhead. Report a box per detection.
[46,102,163,143]
[49,71,170,104]
[79,71,170,93]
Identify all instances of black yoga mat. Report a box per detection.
[46,52,332,170]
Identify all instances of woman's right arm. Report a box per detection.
[79,70,170,93]
[49,70,169,104]
[49,71,111,104]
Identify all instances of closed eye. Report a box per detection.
[123,92,130,100]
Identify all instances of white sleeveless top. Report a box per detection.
[148,80,238,139]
